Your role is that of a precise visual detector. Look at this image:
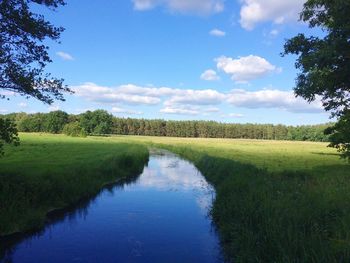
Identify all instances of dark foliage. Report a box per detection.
[283,0,350,158]
[62,122,87,137]
[0,0,72,104]
[325,110,350,159]
[0,118,19,155]
[1,110,332,142]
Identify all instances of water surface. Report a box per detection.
[1,150,223,263]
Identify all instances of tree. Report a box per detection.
[63,122,87,137]
[79,110,113,135]
[44,110,68,133]
[325,110,350,159]
[0,118,19,155]
[283,0,350,158]
[0,0,71,104]
[0,0,70,153]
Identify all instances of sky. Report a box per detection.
[0,0,332,125]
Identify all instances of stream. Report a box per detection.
[0,150,223,263]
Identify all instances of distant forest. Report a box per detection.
[1,110,332,142]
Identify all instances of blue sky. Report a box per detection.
[1,0,331,125]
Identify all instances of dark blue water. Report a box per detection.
[1,150,223,263]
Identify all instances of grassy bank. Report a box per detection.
[1,134,349,262]
[111,135,350,262]
[0,133,149,236]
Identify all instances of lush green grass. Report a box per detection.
[114,135,346,173]
[110,135,350,262]
[1,133,350,262]
[0,133,149,236]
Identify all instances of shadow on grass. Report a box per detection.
[311,151,341,157]
[163,145,350,263]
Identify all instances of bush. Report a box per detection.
[62,122,87,137]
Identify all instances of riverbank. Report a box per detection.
[1,133,349,262]
[0,133,149,236]
[113,135,350,262]
[1,150,223,263]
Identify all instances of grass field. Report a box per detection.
[0,133,149,236]
[1,133,349,262]
[113,135,347,173]
[111,135,350,262]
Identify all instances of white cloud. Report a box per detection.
[209,28,226,37]
[111,107,143,115]
[165,89,225,106]
[132,0,224,15]
[216,55,279,83]
[132,0,157,10]
[71,82,323,115]
[56,51,74,61]
[73,82,225,107]
[228,113,244,118]
[72,83,161,105]
[200,69,220,81]
[160,106,199,115]
[0,109,8,113]
[269,29,279,37]
[239,0,306,30]
[221,113,244,118]
[227,89,323,113]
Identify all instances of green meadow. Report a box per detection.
[121,136,350,262]
[0,133,149,236]
[1,133,350,262]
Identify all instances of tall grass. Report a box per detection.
[112,135,350,262]
[1,133,350,262]
[0,133,149,236]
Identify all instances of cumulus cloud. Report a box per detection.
[227,89,323,113]
[132,0,224,15]
[216,55,279,83]
[56,51,74,61]
[239,0,306,30]
[200,69,220,81]
[71,82,323,115]
[73,82,225,107]
[165,89,225,106]
[209,28,226,37]
[72,83,161,105]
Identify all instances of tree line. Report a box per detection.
[1,110,332,142]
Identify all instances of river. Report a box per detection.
[0,150,223,263]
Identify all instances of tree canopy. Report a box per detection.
[1,110,332,142]
[0,118,19,155]
[0,0,71,104]
[0,0,69,154]
[283,0,350,158]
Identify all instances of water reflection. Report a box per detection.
[0,150,223,263]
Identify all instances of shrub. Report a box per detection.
[62,122,87,137]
